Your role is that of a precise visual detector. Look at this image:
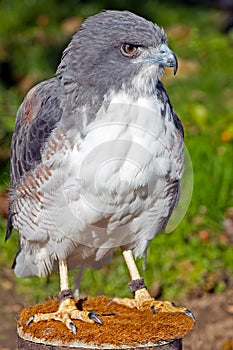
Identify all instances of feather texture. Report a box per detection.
[7,10,184,278]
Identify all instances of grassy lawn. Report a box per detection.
[0,1,232,305]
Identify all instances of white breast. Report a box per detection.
[61,91,183,248]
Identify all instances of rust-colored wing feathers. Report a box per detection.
[6,78,65,241]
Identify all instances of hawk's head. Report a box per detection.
[57,10,177,96]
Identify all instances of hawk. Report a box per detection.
[6,10,194,334]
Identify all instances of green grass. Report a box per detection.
[0,1,233,305]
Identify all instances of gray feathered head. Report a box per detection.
[56,10,177,97]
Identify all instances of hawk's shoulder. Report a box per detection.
[156,80,184,139]
[10,78,65,189]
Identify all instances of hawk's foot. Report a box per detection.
[26,289,102,335]
[112,284,195,323]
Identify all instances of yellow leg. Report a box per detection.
[26,259,102,334]
[112,250,195,323]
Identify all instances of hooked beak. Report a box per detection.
[144,43,178,75]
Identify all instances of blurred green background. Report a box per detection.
[0,0,233,306]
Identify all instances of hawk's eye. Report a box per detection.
[121,44,138,57]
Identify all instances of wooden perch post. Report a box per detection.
[17,296,194,350]
[18,336,183,349]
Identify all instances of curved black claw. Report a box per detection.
[88,310,103,325]
[184,309,196,324]
[69,321,77,335]
[150,305,156,315]
[26,315,34,327]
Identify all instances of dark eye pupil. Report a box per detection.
[127,44,134,52]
